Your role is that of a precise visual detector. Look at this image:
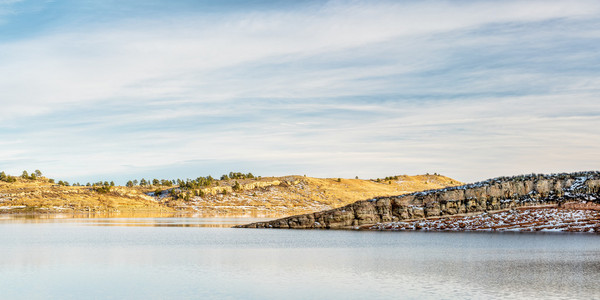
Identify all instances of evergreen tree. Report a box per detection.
[232,181,241,191]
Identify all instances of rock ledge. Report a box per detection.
[236,171,600,229]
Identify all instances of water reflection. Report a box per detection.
[0,213,275,227]
[85,218,275,228]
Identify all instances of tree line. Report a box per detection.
[0,170,43,183]
[124,172,257,189]
[1,169,259,195]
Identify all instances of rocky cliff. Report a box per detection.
[237,171,600,229]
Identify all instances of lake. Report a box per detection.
[1,216,599,299]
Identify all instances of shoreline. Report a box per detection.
[0,209,287,220]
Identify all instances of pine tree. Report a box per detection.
[232,181,241,191]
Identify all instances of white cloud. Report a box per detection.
[0,0,599,182]
[2,0,599,115]
[4,92,597,182]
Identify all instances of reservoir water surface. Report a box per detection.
[1,216,599,299]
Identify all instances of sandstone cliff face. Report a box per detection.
[238,172,600,229]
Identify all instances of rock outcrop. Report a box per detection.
[237,171,600,229]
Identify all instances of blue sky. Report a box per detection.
[0,0,599,184]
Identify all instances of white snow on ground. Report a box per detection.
[371,208,600,233]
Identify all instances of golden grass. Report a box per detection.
[0,178,170,213]
[0,174,462,216]
[185,174,462,216]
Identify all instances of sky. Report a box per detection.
[0,0,599,184]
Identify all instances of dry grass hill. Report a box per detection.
[0,177,166,214]
[0,173,462,217]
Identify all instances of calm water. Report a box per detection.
[1,217,599,300]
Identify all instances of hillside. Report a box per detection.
[164,174,461,216]
[0,178,167,213]
[0,174,462,216]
